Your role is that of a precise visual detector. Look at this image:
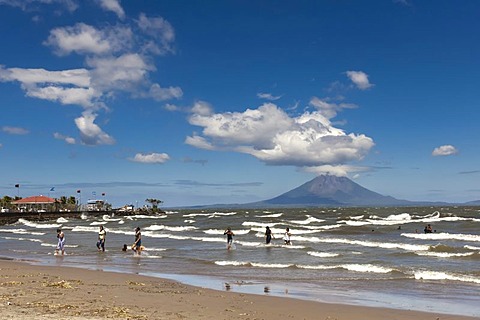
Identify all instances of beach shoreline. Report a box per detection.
[0,259,475,320]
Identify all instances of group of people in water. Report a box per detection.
[55,222,436,255]
[223,226,291,250]
[54,225,144,256]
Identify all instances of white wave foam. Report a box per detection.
[0,228,45,236]
[415,251,475,258]
[183,212,237,218]
[144,225,197,232]
[18,219,61,229]
[128,215,167,219]
[184,219,195,224]
[242,221,282,228]
[255,213,283,218]
[183,213,211,218]
[90,221,107,226]
[402,232,480,242]
[251,262,292,268]
[342,264,393,273]
[307,251,339,258]
[204,229,250,235]
[294,236,430,252]
[234,240,263,247]
[297,264,336,270]
[340,220,371,226]
[142,247,167,252]
[102,215,122,222]
[349,215,365,220]
[71,226,99,233]
[288,216,325,225]
[415,270,480,284]
[465,245,480,250]
[215,260,249,266]
[4,236,43,243]
[56,217,69,223]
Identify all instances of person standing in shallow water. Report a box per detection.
[96,225,106,252]
[132,227,142,255]
[55,228,65,255]
[224,227,234,250]
[265,226,274,244]
[283,227,291,245]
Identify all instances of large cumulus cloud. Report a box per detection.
[186,100,374,172]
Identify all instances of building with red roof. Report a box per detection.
[12,195,56,212]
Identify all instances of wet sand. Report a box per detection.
[0,259,474,320]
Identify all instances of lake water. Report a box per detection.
[1,206,479,317]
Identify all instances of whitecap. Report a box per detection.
[414,270,480,284]
[102,215,122,222]
[415,251,475,258]
[90,221,107,226]
[307,251,339,258]
[255,213,283,218]
[144,225,197,232]
[465,245,480,250]
[294,236,430,252]
[204,229,250,235]
[289,216,325,225]
[235,240,264,247]
[71,226,99,233]
[250,262,292,268]
[297,264,337,270]
[17,219,61,229]
[242,221,282,228]
[128,215,167,219]
[402,232,480,242]
[215,260,250,266]
[341,264,393,273]
[0,228,45,236]
[57,217,69,223]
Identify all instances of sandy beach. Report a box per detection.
[0,259,474,320]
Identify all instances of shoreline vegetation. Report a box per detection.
[0,259,474,320]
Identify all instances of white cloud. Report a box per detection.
[137,13,175,55]
[45,23,112,56]
[185,135,216,150]
[130,152,170,164]
[0,67,90,87]
[0,8,181,148]
[309,97,357,119]
[28,86,99,108]
[190,101,213,116]
[97,0,125,19]
[0,66,98,108]
[2,126,29,135]
[257,92,282,101]
[432,145,458,156]
[87,53,152,92]
[149,83,183,101]
[187,103,374,168]
[53,132,76,144]
[0,0,78,12]
[346,71,374,90]
[74,111,115,145]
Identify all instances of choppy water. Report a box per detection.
[1,206,479,317]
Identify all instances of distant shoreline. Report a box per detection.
[0,209,166,225]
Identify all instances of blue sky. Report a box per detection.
[1,0,479,207]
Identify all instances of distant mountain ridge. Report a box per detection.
[182,175,477,209]
[255,175,411,207]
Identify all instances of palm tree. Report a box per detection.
[145,198,163,212]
